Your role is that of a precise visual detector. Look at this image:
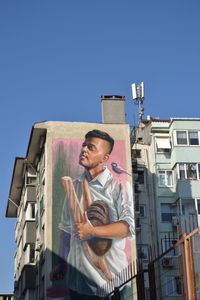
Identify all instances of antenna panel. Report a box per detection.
[131,83,137,99]
[141,82,145,98]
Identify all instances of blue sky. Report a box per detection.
[0,0,200,293]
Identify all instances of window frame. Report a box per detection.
[155,137,171,153]
[132,149,141,158]
[162,238,178,257]
[135,204,146,218]
[161,203,177,222]
[175,130,200,146]
[188,131,200,145]
[165,276,182,296]
[25,202,36,221]
[158,170,173,187]
[176,130,188,145]
[134,168,146,192]
[177,163,200,180]
[137,244,149,261]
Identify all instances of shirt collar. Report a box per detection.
[79,167,112,187]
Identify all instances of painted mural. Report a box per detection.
[47,128,135,299]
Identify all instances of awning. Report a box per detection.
[156,138,171,149]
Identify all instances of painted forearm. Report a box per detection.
[76,221,130,240]
[92,221,130,238]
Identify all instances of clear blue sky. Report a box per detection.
[0,0,200,293]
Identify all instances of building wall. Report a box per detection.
[11,121,137,300]
[133,118,200,299]
[42,122,136,298]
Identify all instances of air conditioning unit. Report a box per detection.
[162,257,174,268]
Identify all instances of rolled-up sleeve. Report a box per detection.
[58,196,71,233]
[114,181,135,237]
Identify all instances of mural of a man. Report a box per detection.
[51,129,135,299]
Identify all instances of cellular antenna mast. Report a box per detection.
[131,82,145,124]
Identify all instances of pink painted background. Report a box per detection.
[52,138,131,262]
[49,137,132,299]
[52,138,129,182]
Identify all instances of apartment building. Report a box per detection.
[7,88,200,300]
[132,117,200,299]
[6,113,136,300]
[6,126,46,300]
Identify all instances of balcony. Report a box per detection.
[22,221,36,249]
[24,186,36,209]
[21,265,36,292]
[175,198,199,235]
[24,243,35,265]
[176,180,200,199]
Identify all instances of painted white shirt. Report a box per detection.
[59,167,135,296]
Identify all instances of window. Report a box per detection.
[156,137,171,152]
[186,163,197,179]
[175,130,200,146]
[176,131,187,145]
[139,205,146,217]
[137,170,145,184]
[25,243,35,264]
[162,238,177,256]
[25,203,36,220]
[135,205,146,217]
[158,170,173,187]
[189,131,199,145]
[25,166,37,186]
[166,276,182,296]
[179,163,186,179]
[26,176,37,185]
[134,169,145,192]
[177,163,199,180]
[137,245,149,260]
[132,149,141,158]
[161,204,176,222]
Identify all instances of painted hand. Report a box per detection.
[75,212,94,240]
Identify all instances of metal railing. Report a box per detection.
[100,227,200,300]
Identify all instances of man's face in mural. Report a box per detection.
[79,137,110,170]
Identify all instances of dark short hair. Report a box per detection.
[85,129,114,154]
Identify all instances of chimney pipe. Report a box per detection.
[101,95,126,124]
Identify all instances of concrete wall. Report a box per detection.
[32,121,136,299]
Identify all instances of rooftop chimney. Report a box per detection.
[101,95,126,124]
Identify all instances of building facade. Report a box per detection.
[132,118,200,299]
[6,88,200,300]
[6,120,136,300]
